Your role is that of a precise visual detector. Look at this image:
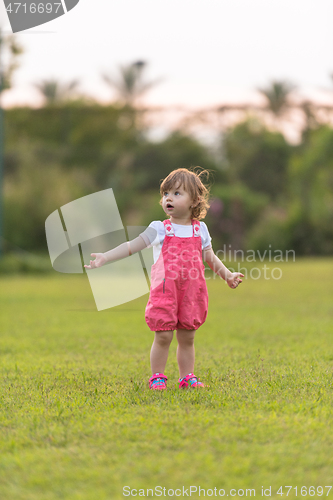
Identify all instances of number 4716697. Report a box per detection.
[6,3,62,14]
[277,486,332,496]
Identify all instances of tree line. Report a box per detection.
[3,102,333,256]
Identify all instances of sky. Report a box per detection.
[0,0,333,109]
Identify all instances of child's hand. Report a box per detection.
[84,253,107,269]
[227,272,244,289]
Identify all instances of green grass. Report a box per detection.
[0,258,333,499]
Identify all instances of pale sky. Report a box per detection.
[1,0,333,109]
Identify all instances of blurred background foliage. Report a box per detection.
[3,105,333,257]
[1,47,333,269]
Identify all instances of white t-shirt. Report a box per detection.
[140,220,212,264]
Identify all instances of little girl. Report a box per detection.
[84,168,244,390]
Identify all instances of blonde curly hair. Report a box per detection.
[159,167,211,220]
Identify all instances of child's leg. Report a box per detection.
[150,330,174,374]
[176,329,196,378]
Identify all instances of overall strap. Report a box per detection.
[192,219,201,238]
[163,219,174,236]
[162,219,201,237]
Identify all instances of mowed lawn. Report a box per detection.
[0,258,333,500]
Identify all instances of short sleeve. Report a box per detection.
[200,221,212,249]
[139,221,163,247]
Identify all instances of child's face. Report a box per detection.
[161,184,196,220]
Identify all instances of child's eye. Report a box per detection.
[164,192,168,196]
[175,191,180,195]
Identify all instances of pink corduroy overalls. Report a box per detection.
[145,219,208,332]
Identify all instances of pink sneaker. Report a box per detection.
[149,373,168,390]
[179,373,205,389]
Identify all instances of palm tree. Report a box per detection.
[102,60,162,107]
[257,80,297,117]
[34,78,80,105]
[299,99,320,138]
[0,31,23,93]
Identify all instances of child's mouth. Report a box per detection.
[166,204,174,210]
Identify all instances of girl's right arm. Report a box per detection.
[84,235,148,269]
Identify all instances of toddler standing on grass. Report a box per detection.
[84,168,244,390]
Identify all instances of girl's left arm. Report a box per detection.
[203,247,244,289]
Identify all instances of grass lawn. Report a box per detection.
[0,258,333,499]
